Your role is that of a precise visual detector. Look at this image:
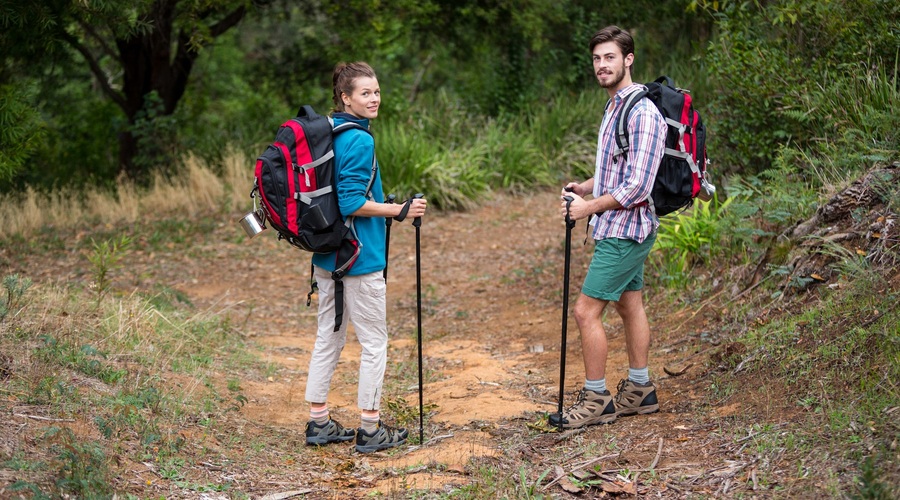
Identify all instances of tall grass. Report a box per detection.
[0,153,249,241]
[1,91,607,240]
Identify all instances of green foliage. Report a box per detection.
[86,234,132,305]
[0,82,46,183]
[854,456,895,500]
[701,0,900,175]
[651,194,736,287]
[2,0,718,191]
[35,335,127,386]
[1,273,32,323]
[735,267,900,459]
[378,90,605,209]
[44,426,112,497]
[131,91,179,175]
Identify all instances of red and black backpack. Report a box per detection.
[251,105,376,330]
[614,76,714,216]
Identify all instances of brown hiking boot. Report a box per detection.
[548,388,617,429]
[614,379,660,416]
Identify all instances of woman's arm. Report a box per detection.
[351,198,427,219]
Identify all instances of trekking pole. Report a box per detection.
[412,193,425,444]
[557,191,576,431]
[384,194,396,282]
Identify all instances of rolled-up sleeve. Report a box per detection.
[335,132,376,217]
[609,103,666,209]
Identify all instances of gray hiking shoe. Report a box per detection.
[354,420,408,453]
[305,418,355,445]
[614,379,660,416]
[548,388,617,429]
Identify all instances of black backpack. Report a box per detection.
[614,76,714,216]
[251,105,376,330]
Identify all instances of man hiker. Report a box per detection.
[552,25,666,429]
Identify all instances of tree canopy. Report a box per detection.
[1,0,896,190]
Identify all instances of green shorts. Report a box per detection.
[581,234,656,302]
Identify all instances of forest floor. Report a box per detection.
[3,188,896,498]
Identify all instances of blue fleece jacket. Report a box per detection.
[311,113,386,275]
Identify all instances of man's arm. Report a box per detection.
[607,102,666,209]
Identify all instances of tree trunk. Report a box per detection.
[118,130,139,180]
[106,1,248,181]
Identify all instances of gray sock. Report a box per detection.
[628,367,650,385]
[584,378,607,394]
[360,414,380,433]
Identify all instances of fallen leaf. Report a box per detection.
[600,482,624,493]
[601,481,628,493]
[559,474,582,493]
[810,273,825,281]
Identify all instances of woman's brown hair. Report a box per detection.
[332,61,377,112]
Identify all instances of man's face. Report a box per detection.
[342,77,381,120]
[592,41,632,90]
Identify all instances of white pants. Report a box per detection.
[305,266,388,410]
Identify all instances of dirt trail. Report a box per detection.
[6,191,746,497]
[169,191,727,496]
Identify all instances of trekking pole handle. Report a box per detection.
[393,193,422,223]
[563,195,576,229]
[412,193,424,228]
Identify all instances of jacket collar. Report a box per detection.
[332,112,370,129]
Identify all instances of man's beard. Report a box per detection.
[597,65,626,89]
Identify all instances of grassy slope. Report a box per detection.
[0,156,898,497]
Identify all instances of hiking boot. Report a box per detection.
[305,418,356,445]
[354,421,409,453]
[548,388,617,429]
[614,379,660,416]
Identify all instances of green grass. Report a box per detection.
[0,275,271,496]
[718,264,900,479]
[377,90,603,209]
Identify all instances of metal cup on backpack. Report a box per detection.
[238,193,267,238]
[239,210,266,238]
[698,177,716,202]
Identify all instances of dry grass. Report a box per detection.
[0,150,254,240]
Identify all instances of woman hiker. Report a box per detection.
[304,61,427,453]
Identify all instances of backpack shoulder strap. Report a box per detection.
[330,121,377,199]
[613,86,649,157]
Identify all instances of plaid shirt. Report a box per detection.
[590,83,666,243]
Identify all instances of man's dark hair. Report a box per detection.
[589,25,634,60]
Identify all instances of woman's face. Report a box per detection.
[342,77,380,119]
